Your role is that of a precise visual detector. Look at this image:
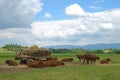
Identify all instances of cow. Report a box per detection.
[76,54,84,63]
[52,60,64,66]
[42,60,64,67]
[5,60,18,66]
[46,57,58,61]
[76,54,100,64]
[100,58,111,64]
[61,58,73,62]
[89,54,100,64]
[28,60,44,68]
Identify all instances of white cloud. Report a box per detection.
[65,3,86,16]
[44,13,52,18]
[31,19,87,40]
[31,8,120,46]
[0,0,43,29]
[0,2,120,47]
[90,6,103,10]
[0,28,40,46]
[101,23,113,29]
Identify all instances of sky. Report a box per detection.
[0,0,120,47]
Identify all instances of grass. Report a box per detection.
[0,48,120,80]
[0,48,16,65]
[0,65,120,80]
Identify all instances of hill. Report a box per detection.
[45,43,120,50]
[45,45,81,49]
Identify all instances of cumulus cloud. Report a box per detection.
[31,8,120,46]
[101,23,113,29]
[0,0,43,29]
[1,2,120,47]
[0,28,40,46]
[44,13,52,18]
[65,3,86,17]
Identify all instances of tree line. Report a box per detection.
[2,43,27,51]
[49,48,120,54]
[2,44,120,54]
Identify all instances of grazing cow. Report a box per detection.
[76,54,84,63]
[100,58,111,64]
[76,54,100,64]
[89,54,100,64]
[61,58,73,62]
[5,60,18,66]
[28,60,44,68]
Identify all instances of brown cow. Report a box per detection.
[5,60,18,66]
[76,54,84,63]
[100,58,111,64]
[53,60,64,66]
[28,60,44,68]
[77,54,100,64]
[42,60,55,67]
[89,54,100,64]
[61,58,73,62]
[46,57,58,61]
[43,60,64,67]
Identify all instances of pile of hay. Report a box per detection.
[20,45,51,57]
[27,45,39,49]
[27,45,47,50]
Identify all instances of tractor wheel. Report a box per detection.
[26,59,34,64]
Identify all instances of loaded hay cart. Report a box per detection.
[15,46,51,64]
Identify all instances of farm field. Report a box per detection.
[0,48,120,80]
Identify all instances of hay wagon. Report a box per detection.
[15,48,51,64]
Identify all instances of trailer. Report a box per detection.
[15,48,51,64]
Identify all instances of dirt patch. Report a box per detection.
[97,63,120,66]
[0,65,28,73]
[64,62,120,66]
[64,62,81,66]
[0,63,120,73]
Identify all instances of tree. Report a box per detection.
[2,43,27,51]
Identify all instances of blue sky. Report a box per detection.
[0,0,120,47]
[34,0,120,21]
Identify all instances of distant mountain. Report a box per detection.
[82,43,120,50]
[45,45,81,49]
[45,43,120,50]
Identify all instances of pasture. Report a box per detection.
[0,48,120,80]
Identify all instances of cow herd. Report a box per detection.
[5,53,111,68]
[5,58,65,68]
[76,54,111,64]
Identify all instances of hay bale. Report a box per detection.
[27,45,47,50]
[20,45,50,57]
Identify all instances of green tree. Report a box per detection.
[2,43,27,52]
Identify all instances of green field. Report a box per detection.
[0,48,120,80]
